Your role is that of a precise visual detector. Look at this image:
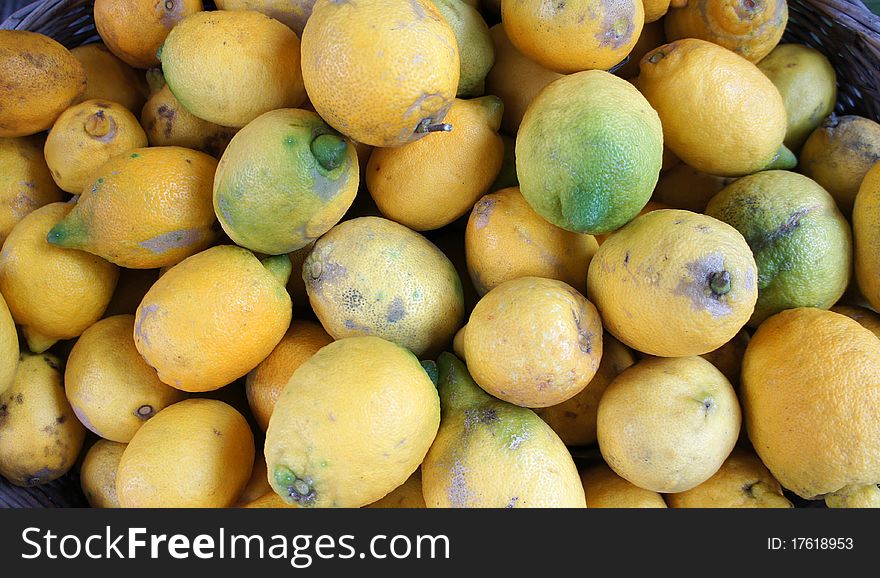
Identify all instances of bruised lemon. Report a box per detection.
[587,209,758,357]
[214,108,358,255]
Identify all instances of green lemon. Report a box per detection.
[213,108,358,255]
[515,70,663,235]
[431,0,495,97]
[757,44,837,153]
[705,170,852,327]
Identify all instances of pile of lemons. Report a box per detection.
[0,0,879,509]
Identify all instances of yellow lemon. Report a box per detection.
[265,336,440,507]
[0,202,118,353]
[134,246,292,392]
[300,0,460,147]
[367,96,504,231]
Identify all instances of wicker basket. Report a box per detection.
[1,1,877,509]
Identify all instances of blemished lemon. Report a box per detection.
[304,216,465,357]
[0,293,18,397]
[463,276,603,408]
[265,336,440,508]
[421,353,586,508]
[140,84,237,158]
[516,70,663,235]
[597,356,741,493]
[0,135,64,245]
[0,353,86,487]
[214,108,358,255]
[46,146,218,269]
[705,170,852,327]
[0,31,86,137]
[300,0,460,147]
[134,246,292,392]
[367,96,504,232]
[44,100,148,194]
[638,38,791,177]
[464,186,598,296]
[534,333,635,447]
[799,115,880,216]
[586,209,758,357]
[502,0,644,73]
[160,10,306,127]
[741,308,880,499]
[0,202,119,353]
[665,448,793,508]
[664,0,788,63]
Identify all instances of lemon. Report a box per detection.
[516,70,663,235]
[214,108,358,255]
[705,170,852,326]
[265,336,440,507]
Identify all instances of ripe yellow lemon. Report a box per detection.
[534,333,635,447]
[421,353,586,508]
[853,161,880,323]
[638,38,790,177]
[215,0,315,35]
[0,202,119,353]
[0,31,86,137]
[80,440,126,508]
[116,398,255,508]
[140,84,237,158]
[665,448,792,508]
[367,96,504,231]
[300,0,460,147]
[741,308,880,499]
[0,135,64,245]
[265,336,440,508]
[44,100,148,194]
[46,146,218,269]
[245,320,334,432]
[580,463,667,508]
[64,315,186,443]
[465,186,598,296]
[757,44,838,153]
[800,115,880,216]
[0,352,86,487]
[665,0,788,63]
[134,246,292,392]
[94,0,203,68]
[71,43,149,112]
[160,10,306,127]
[483,23,562,135]
[597,356,741,493]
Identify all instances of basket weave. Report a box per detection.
[1,1,878,508]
